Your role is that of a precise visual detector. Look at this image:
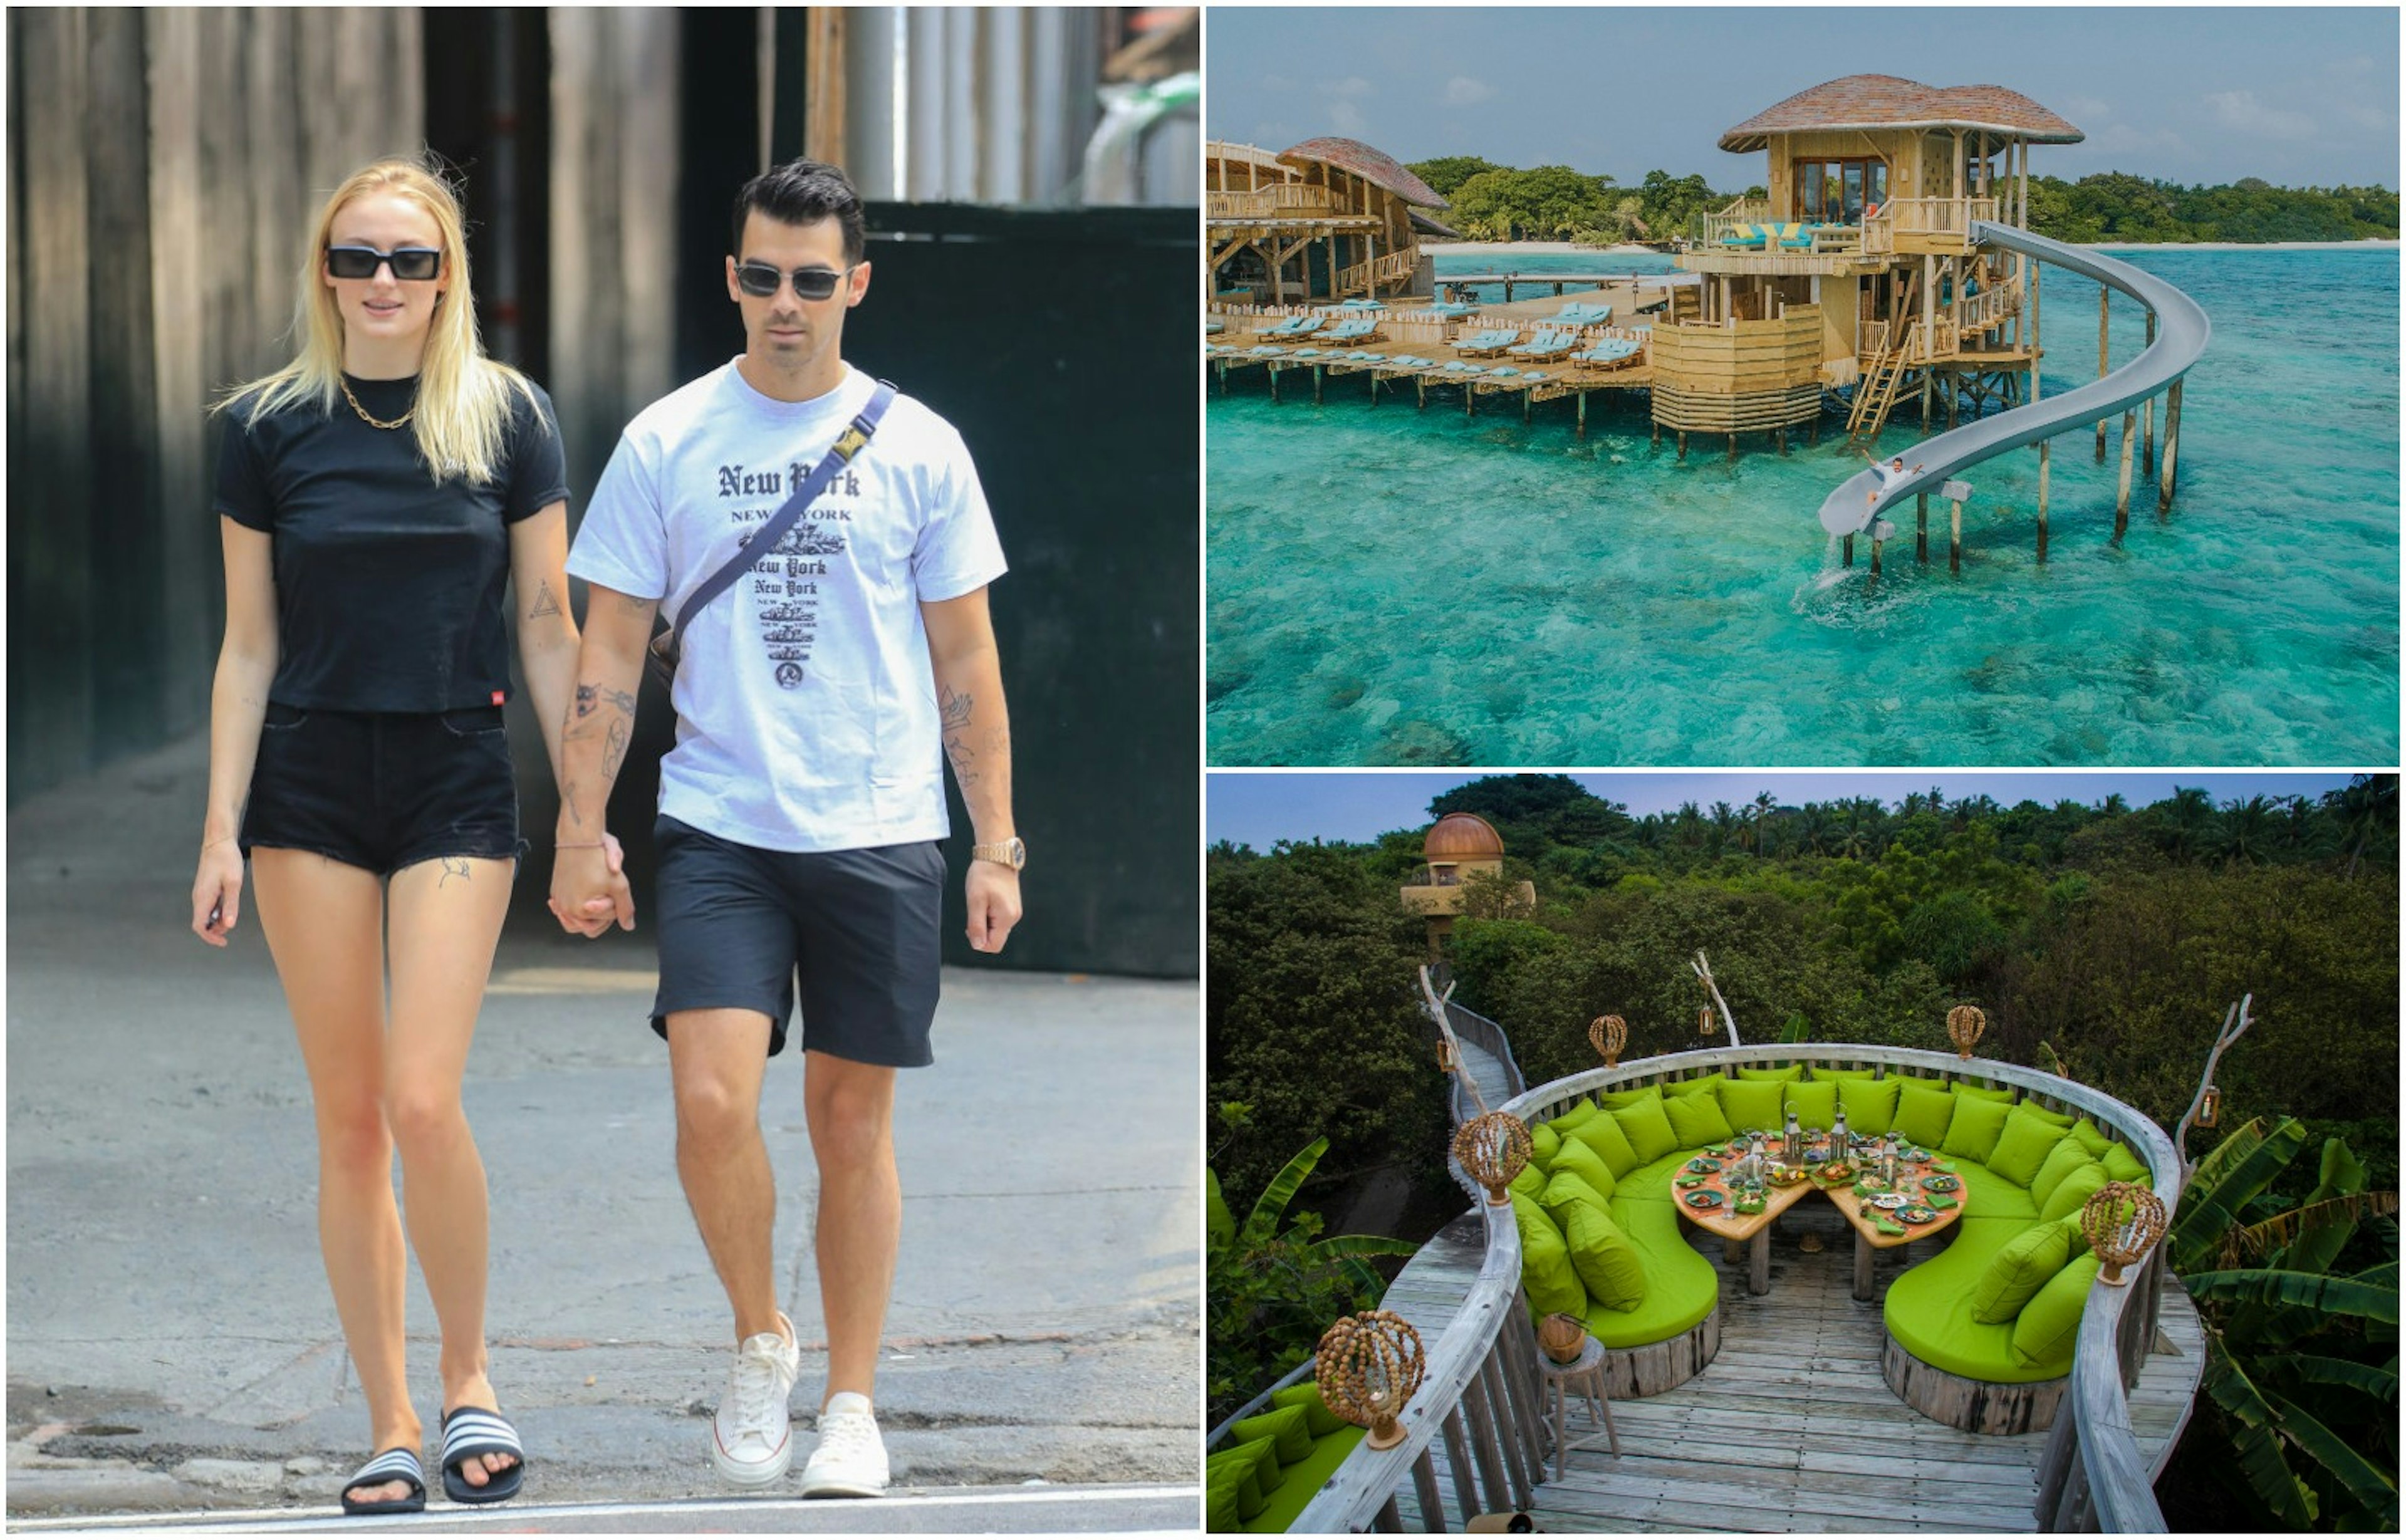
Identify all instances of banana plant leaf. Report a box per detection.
[2204,1343,2321,1527]
[2261,1385,2399,1530]
[2172,1118,2310,1273]
[2185,1266,2401,1323]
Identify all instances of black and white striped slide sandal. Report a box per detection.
[340,1447,427,1516]
[439,1405,526,1506]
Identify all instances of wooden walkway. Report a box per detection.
[1386,1202,2205,1532]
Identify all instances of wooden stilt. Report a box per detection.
[1946,373,1958,429]
[1269,367,1280,405]
[2114,408,2135,542]
[2096,288,2110,461]
[1775,427,1786,456]
[1466,385,1474,417]
[1917,492,1929,563]
[1950,497,1963,575]
[1313,365,1323,405]
[2142,313,2157,474]
[2038,439,2051,563]
[1920,369,1931,429]
[1677,430,1688,460]
[1578,391,1588,439]
[1843,533,1854,568]
[1417,375,1425,410]
[2159,380,2182,512]
[1808,416,1819,447]
[1650,418,1660,447]
[1871,536,1883,580]
[1727,432,1737,462]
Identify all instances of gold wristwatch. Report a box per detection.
[972,837,1027,872]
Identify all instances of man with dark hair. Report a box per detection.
[549,157,1023,1497]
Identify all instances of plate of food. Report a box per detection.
[1768,1165,1809,1186]
[1683,1190,1726,1210]
[1896,1203,1940,1225]
[1686,1157,1724,1173]
[1872,1193,1908,1210]
[1903,1147,1932,1163]
[1816,1161,1857,1184]
[1921,1174,1962,1194]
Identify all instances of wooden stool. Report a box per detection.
[1534,1336,1620,1480]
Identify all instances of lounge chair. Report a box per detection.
[1323,318,1382,343]
[1436,361,1489,377]
[1719,221,1769,250]
[1571,336,1643,370]
[1508,328,1577,361]
[1453,328,1520,358]
[1339,298,1385,311]
[1553,302,1613,327]
[1243,344,1288,357]
[1258,314,1323,339]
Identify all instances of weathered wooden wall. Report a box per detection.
[8,6,422,801]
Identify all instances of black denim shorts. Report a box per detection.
[648,815,945,1065]
[240,702,524,876]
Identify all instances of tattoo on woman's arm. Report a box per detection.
[529,581,561,620]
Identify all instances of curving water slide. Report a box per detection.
[1818,222,2209,536]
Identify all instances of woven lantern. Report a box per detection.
[1452,1111,1531,1205]
[1697,1006,1716,1040]
[1316,1309,1425,1450]
[1538,1312,1588,1365]
[2081,1181,2169,1286]
[1947,1004,1987,1060]
[1588,1014,1627,1069]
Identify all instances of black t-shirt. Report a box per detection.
[214,373,570,712]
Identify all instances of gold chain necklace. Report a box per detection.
[339,375,415,431]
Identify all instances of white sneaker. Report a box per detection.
[798,1391,890,1498]
[710,1311,800,1486]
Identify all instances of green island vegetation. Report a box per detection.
[1207,774,2397,1525]
[1405,155,2401,246]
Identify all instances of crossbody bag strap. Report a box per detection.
[664,378,897,653]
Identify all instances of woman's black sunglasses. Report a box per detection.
[734,261,853,301]
[326,245,444,281]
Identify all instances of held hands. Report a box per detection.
[964,860,1023,954]
[548,832,635,937]
[190,838,245,947]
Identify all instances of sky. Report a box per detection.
[1206,7,2400,190]
[1205,772,2363,850]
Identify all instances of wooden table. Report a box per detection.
[1668,1144,1966,1299]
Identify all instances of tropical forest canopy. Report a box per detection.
[1208,774,2398,1219]
[1407,155,2400,244]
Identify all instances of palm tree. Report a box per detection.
[1749,791,1777,855]
[2336,773,2397,879]
[2219,794,2278,865]
[2165,784,2216,860]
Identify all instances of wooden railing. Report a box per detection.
[1206,184,1340,219]
[1303,1011,2188,1533]
[1959,272,2026,334]
[1338,248,1417,294]
[1865,196,2001,254]
[1693,197,1773,249]
[1425,982,1529,1128]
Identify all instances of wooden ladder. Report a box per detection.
[1845,343,1910,445]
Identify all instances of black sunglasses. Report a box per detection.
[326,244,444,281]
[734,261,854,301]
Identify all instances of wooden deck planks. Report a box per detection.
[1385,1212,2206,1532]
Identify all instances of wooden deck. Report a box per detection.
[1384,1203,2204,1533]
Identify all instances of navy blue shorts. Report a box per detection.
[240,702,523,876]
[648,815,944,1065]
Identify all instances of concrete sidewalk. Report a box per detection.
[6,731,1200,1524]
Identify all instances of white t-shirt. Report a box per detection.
[568,360,1005,852]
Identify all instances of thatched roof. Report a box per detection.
[1278,137,1449,209]
[1719,75,2083,152]
[1410,208,1461,241]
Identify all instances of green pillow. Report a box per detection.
[1232,1403,1313,1465]
[1216,1435,1282,1499]
[1509,1161,1548,1200]
[1952,1082,2014,1103]
[1548,1135,1618,1202]
[1568,1112,1642,1180]
[1893,1080,1957,1150]
[1665,1073,1726,1101]
[1939,1093,2013,1163]
[1830,1076,1901,1138]
[2060,1210,2092,1258]
[1206,1462,1245,1530]
[1664,1089,1735,1147]
[1556,1192,1647,1311]
[1784,1080,1838,1130]
[1597,1084,1663,1110]
[2039,1160,2111,1224]
[1717,1078,1785,1135]
[1986,1108,2068,1189]
[2011,1251,2103,1366]
[1549,1099,1601,1134]
[2028,1137,2097,1210]
[1539,1168,1611,1222]
[2101,1142,2152,1187]
[1272,1381,1349,1439]
[2014,1101,2074,1128]
[1528,1122,1561,1167]
[1735,1064,1804,1082]
[1511,1192,1588,1319]
[2066,1116,2112,1158]
[1971,1217,2077,1323]
[1612,1091,1679,1164]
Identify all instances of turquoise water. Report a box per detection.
[1207,248,2399,766]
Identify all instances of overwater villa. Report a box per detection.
[1208,76,2206,570]
[1207,137,1454,305]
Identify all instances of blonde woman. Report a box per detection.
[190,157,586,1514]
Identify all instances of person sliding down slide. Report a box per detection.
[1863,452,1924,512]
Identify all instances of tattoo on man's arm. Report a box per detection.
[528,580,562,620]
[940,685,974,731]
[603,717,630,781]
[565,781,584,828]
